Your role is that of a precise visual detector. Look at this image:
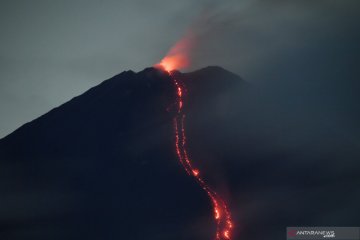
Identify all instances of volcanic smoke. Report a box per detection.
[156,37,234,240]
[158,33,194,72]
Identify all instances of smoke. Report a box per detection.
[0,1,359,239]
[169,2,360,239]
[158,32,195,71]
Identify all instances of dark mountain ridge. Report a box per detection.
[1,65,359,240]
[0,66,245,240]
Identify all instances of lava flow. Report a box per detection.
[156,30,233,239]
[159,65,234,239]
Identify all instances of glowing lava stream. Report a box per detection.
[169,71,233,240]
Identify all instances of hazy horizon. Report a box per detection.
[1,0,359,137]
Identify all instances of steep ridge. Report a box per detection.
[0,66,245,240]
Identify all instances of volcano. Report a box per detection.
[0,66,245,240]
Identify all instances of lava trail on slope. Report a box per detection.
[169,71,233,240]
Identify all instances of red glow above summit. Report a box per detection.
[157,34,194,72]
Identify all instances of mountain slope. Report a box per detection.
[0,66,245,240]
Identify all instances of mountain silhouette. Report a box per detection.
[0,66,245,240]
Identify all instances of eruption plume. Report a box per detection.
[155,35,234,239]
[158,32,195,72]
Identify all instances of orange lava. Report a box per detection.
[160,55,188,72]
[169,72,234,240]
[192,169,200,176]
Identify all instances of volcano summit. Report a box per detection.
[0,66,245,240]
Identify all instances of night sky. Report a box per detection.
[1,0,359,138]
[1,1,360,240]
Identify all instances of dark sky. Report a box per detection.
[1,0,360,138]
[1,2,360,239]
